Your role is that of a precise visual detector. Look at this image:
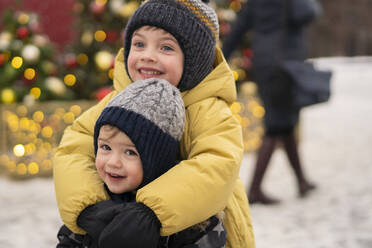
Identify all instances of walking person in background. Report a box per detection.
[223,0,321,204]
[54,0,255,247]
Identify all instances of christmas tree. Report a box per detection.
[0,7,90,179]
[0,8,76,104]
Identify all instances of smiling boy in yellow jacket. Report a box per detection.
[53,0,255,247]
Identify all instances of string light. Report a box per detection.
[16,163,27,175]
[229,1,242,12]
[63,112,75,124]
[1,88,16,104]
[32,111,44,123]
[64,74,77,86]
[94,30,106,42]
[13,144,25,157]
[30,87,41,99]
[77,53,89,65]
[253,106,265,118]
[19,117,30,130]
[28,162,39,175]
[24,68,36,80]
[41,126,53,138]
[16,105,28,116]
[11,56,23,69]
[69,105,82,116]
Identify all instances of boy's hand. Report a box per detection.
[77,200,119,242]
[98,202,161,248]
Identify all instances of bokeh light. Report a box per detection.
[11,56,23,69]
[28,162,39,175]
[33,111,44,123]
[94,30,106,42]
[30,87,41,99]
[64,74,77,86]
[13,144,25,157]
[24,68,36,80]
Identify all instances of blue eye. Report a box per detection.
[162,45,174,51]
[133,42,144,48]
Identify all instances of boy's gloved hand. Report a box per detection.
[77,200,119,243]
[98,202,161,248]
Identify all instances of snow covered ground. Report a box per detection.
[1,57,372,248]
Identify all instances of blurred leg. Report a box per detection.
[281,131,316,197]
[248,136,280,204]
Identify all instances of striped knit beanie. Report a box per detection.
[123,0,219,92]
[94,78,185,188]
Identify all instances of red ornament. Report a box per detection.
[220,23,231,36]
[243,48,254,59]
[96,87,112,101]
[30,22,42,33]
[0,54,5,66]
[64,54,78,69]
[16,26,29,39]
[242,56,252,70]
[90,2,106,15]
[106,30,119,43]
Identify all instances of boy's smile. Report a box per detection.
[127,25,184,87]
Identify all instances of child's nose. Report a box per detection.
[140,48,157,62]
[107,154,122,169]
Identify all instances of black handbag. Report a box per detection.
[281,60,332,108]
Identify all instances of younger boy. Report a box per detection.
[56,78,226,247]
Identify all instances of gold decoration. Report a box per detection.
[77,53,89,65]
[30,87,41,99]
[24,68,36,80]
[64,74,77,86]
[11,56,23,69]
[94,30,107,42]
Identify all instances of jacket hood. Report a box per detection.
[113,47,237,107]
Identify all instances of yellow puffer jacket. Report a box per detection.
[53,48,255,248]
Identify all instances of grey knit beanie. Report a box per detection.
[123,0,219,92]
[94,78,185,187]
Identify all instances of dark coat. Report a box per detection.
[223,0,320,134]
